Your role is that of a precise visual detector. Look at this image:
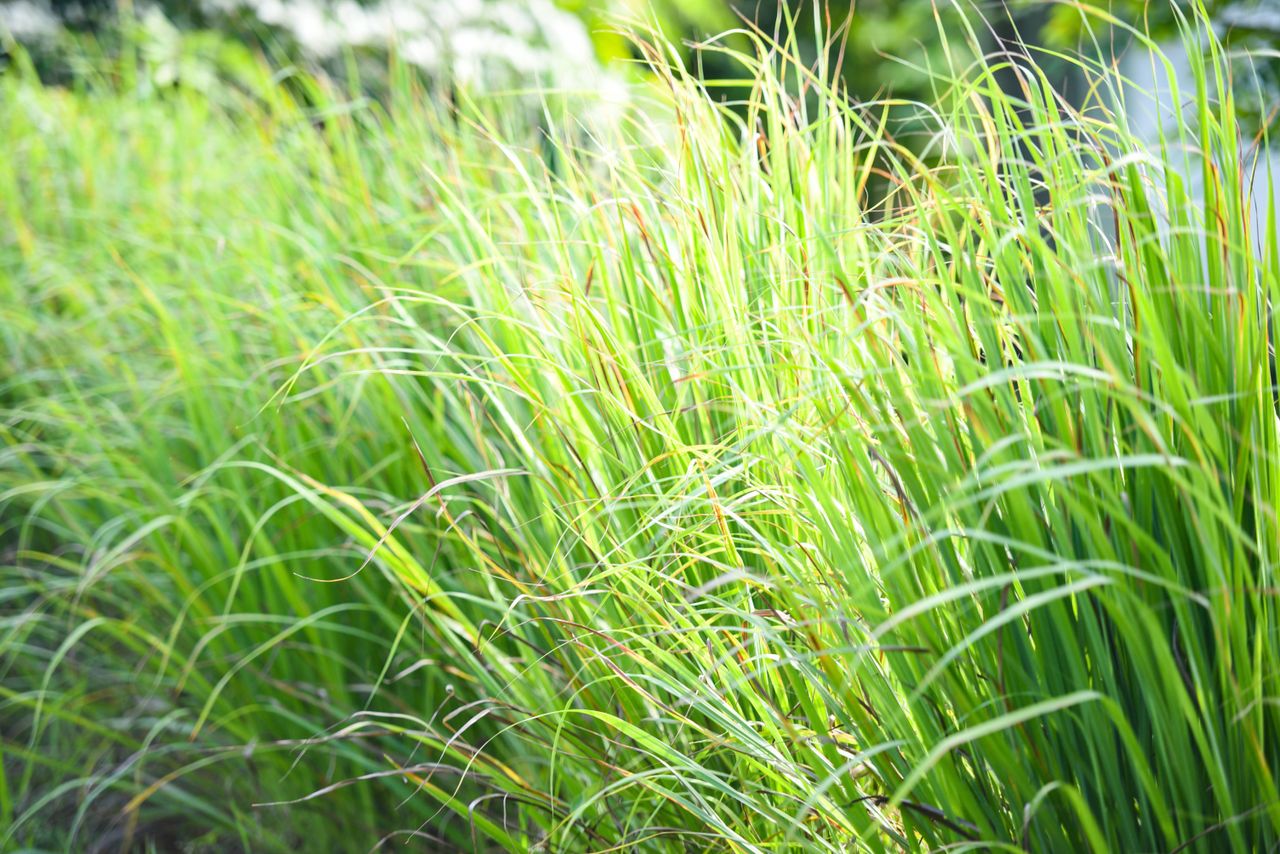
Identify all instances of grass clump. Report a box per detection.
[3,2,1279,850]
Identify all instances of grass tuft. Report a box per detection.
[3,2,1279,850]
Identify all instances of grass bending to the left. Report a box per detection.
[5,3,1280,851]
[0,54,498,849]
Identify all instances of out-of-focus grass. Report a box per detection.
[3,3,1279,850]
[0,51,495,848]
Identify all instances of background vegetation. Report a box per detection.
[3,0,1280,851]
[8,0,1280,97]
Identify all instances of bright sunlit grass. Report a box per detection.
[2,2,1278,850]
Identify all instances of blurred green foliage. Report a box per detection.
[7,0,1278,136]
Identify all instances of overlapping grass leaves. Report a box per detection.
[3,3,1278,850]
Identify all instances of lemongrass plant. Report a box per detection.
[3,1,1278,850]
